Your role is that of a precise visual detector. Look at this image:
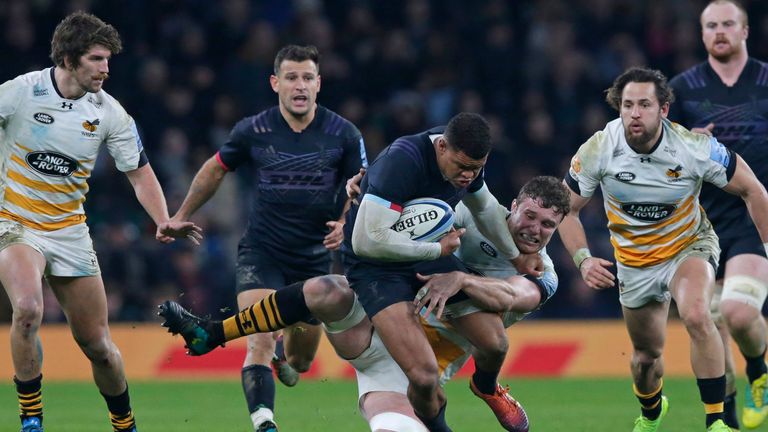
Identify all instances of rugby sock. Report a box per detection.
[697,375,725,427]
[15,374,42,422]
[744,347,767,383]
[471,367,499,395]
[223,282,312,340]
[633,380,663,420]
[415,401,452,432]
[723,391,740,430]
[242,364,276,413]
[101,386,136,431]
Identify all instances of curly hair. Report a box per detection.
[604,67,675,111]
[517,176,571,218]
[273,45,320,75]
[443,112,492,160]
[50,12,122,68]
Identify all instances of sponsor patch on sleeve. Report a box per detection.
[709,137,730,168]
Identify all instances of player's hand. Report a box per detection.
[511,253,544,277]
[691,123,715,137]
[156,220,203,245]
[324,220,344,250]
[414,272,466,319]
[438,228,465,256]
[346,168,366,204]
[580,257,615,289]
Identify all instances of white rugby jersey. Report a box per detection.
[424,202,558,384]
[567,118,735,267]
[0,68,144,231]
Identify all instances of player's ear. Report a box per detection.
[660,102,670,118]
[270,74,279,93]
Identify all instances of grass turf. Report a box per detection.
[0,377,728,431]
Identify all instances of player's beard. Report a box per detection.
[708,38,741,63]
[624,122,660,149]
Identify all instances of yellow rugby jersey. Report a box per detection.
[0,68,144,231]
[566,118,736,267]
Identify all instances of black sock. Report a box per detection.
[697,375,725,427]
[744,347,767,383]
[15,374,42,422]
[242,364,276,412]
[415,401,452,432]
[472,367,498,395]
[633,382,663,420]
[101,385,135,431]
[723,391,740,430]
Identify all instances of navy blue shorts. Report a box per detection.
[716,233,767,279]
[346,255,470,319]
[235,243,330,294]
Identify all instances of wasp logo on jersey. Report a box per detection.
[26,151,78,177]
[666,165,683,179]
[82,118,100,133]
[621,202,676,221]
[570,155,582,173]
[615,172,636,183]
[33,113,54,124]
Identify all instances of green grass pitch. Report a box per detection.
[0,377,730,431]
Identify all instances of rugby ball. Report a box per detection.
[391,198,455,242]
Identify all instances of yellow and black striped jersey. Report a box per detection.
[0,68,144,231]
[566,118,736,267]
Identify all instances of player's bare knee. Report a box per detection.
[305,274,353,319]
[11,298,43,335]
[721,301,760,335]
[678,306,714,340]
[78,336,117,365]
[633,349,661,372]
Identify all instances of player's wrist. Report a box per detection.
[572,248,592,269]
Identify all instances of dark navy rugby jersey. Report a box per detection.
[669,59,768,238]
[343,126,484,264]
[217,105,367,253]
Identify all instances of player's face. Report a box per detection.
[701,2,748,62]
[619,82,669,151]
[71,45,111,94]
[508,197,563,255]
[435,138,487,188]
[271,60,321,118]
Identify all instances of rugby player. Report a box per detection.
[559,66,768,432]
[160,175,569,432]
[161,45,367,431]
[0,12,200,432]
[668,1,768,428]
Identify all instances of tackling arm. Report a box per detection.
[458,273,543,313]
[461,184,519,259]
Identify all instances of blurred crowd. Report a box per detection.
[2,0,767,322]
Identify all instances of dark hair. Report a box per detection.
[443,112,492,160]
[703,0,748,27]
[50,12,122,68]
[273,45,320,75]
[517,176,571,217]
[605,67,675,111]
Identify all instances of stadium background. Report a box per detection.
[0,0,767,379]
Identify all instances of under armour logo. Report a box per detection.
[61,102,73,110]
[640,157,651,163]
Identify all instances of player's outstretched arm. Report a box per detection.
[172,156,228,222]
[461,184,520,260]
[415,272,542,319]
[558,184,615,289]
[722,155,768,248]
[125,164,202,244]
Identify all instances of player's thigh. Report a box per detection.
[622,300,669,352]
[371,302,437,378]
[48,275,109,343]
[447,310,506,353]
[0,243,46,307]
[669,256,716,314]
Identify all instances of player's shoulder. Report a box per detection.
[669,62,709,91]
[231,107,278,137]
[577,119,621,160]
[316,105,361,138]
[378,130,431,167]
[664,119,711,154]
[3,68,47,95]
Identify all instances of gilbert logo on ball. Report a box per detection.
[392,198,455,242]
